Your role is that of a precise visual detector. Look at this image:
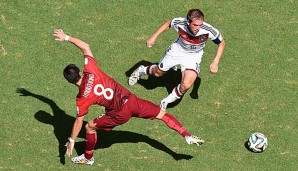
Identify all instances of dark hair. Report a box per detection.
[187,9,204,22]
[63,64,81,84]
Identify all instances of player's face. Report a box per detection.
[188,18,203,34]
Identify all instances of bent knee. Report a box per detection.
[85,120,97,133]
[156,110,166,119]
[180,83,192,93]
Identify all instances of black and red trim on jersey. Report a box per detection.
[178,28,208,44]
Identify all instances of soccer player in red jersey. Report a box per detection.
[53,29,204,165]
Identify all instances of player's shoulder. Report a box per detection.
[201,21,215,29]
[172,17,188,26]
[76,93,86,105]
[201,21,219,35]
[84,55,95,62]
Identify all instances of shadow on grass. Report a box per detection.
[16,88,82,165]
[16,88,193,164]
[125,60,202,109]
[244,141,254,153]
[75,130,193,161]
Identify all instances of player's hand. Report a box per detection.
[146,36,157,48]
[210,61,219,74]
[65,141,75,157]
[53,29,67,41]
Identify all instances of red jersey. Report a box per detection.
[76,55,131,117]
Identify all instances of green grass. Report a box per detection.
[1,0,297,170]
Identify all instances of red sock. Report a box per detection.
[161,113,191,137]
[85,132,97,159]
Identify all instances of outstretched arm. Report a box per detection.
[53,29,93,57]
[146,19,172,48]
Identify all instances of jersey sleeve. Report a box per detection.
[170,18,187,32]
[202,23,223,44]
[212,33,223,44]
[83,55,99,73]
[207,26,220,40]
[76,98,89,117]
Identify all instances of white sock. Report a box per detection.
[139,65,147,76]
[164,90,180,104]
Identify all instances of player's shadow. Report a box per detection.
[16,88,84,165]
[16,88,193,163]
[75,130,193,161]
[125,60,201,109]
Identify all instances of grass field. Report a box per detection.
[1,0,297,170]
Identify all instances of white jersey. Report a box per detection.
[170,17,222,53]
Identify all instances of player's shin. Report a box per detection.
[85,132,97,159]
[161,113,191,137]
[160,84,183,111]
[166,84,183,103]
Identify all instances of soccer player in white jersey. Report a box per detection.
[129,8,225,111]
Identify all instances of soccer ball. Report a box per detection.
[248,132,268,153]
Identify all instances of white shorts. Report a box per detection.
[158,42,204,74]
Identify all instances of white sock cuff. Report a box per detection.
[148,65,157,75]
[177,84,183,96]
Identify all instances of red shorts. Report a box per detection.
[93,94,160,131]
